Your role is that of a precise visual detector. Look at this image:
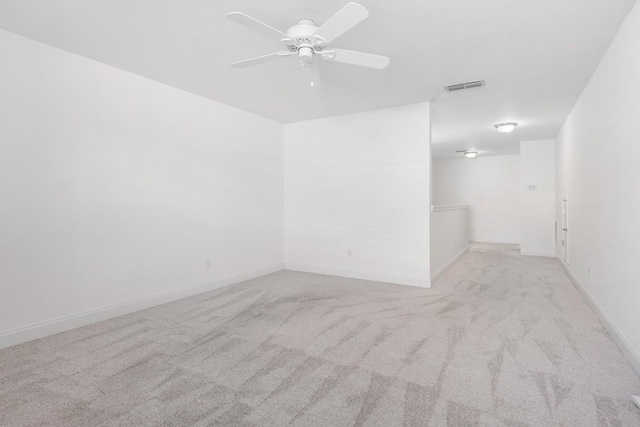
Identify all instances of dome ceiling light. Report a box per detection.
[495,122,518,133]
[457,150,478,159]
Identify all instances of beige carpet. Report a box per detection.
[1,244,640,426]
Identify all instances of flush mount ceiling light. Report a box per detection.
[456,149,478,159]
[495,122,518,133]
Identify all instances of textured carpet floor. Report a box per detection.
[2,244,640,426]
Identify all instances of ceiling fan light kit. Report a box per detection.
[226,2,390,75]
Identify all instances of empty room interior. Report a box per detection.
[1,0,640,426]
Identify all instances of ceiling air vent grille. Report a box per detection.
[445,80,485,92]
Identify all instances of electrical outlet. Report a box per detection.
[347,250,352,258]
[582,194,587,207]
[206,258,212,269]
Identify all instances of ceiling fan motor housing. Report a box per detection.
[286,19,318,41]
[284,19,327,65]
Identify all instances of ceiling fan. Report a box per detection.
[226,2,390,71]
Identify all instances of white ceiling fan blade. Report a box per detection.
[230,52,293,69]
[329,49,390,69]
[226,12,288,41]
[314,2,369,43]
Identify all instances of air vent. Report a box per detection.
[445,80,485,92]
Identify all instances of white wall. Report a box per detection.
[555,0,640,373]
[520,140,556,256]
[0,30,284,347]
[430,206,469,281]
[284,103,431,287]
[432,155,520,244]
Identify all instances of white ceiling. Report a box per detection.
[0,0,636,158]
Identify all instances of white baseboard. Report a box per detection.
[0,263,284,350]
[521,250,556,257]
[284,262,431,288]
[431,246,470,284]
[558,257,640,376]
[471,238,520,245]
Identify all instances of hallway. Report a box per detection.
[1,245,639,426]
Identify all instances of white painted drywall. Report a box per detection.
[430,206,470,281]
[520,140,556,257]
[555,0,640,371]
[0,30,284,345]
[432,155,520,244]
[284,103,431,287]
